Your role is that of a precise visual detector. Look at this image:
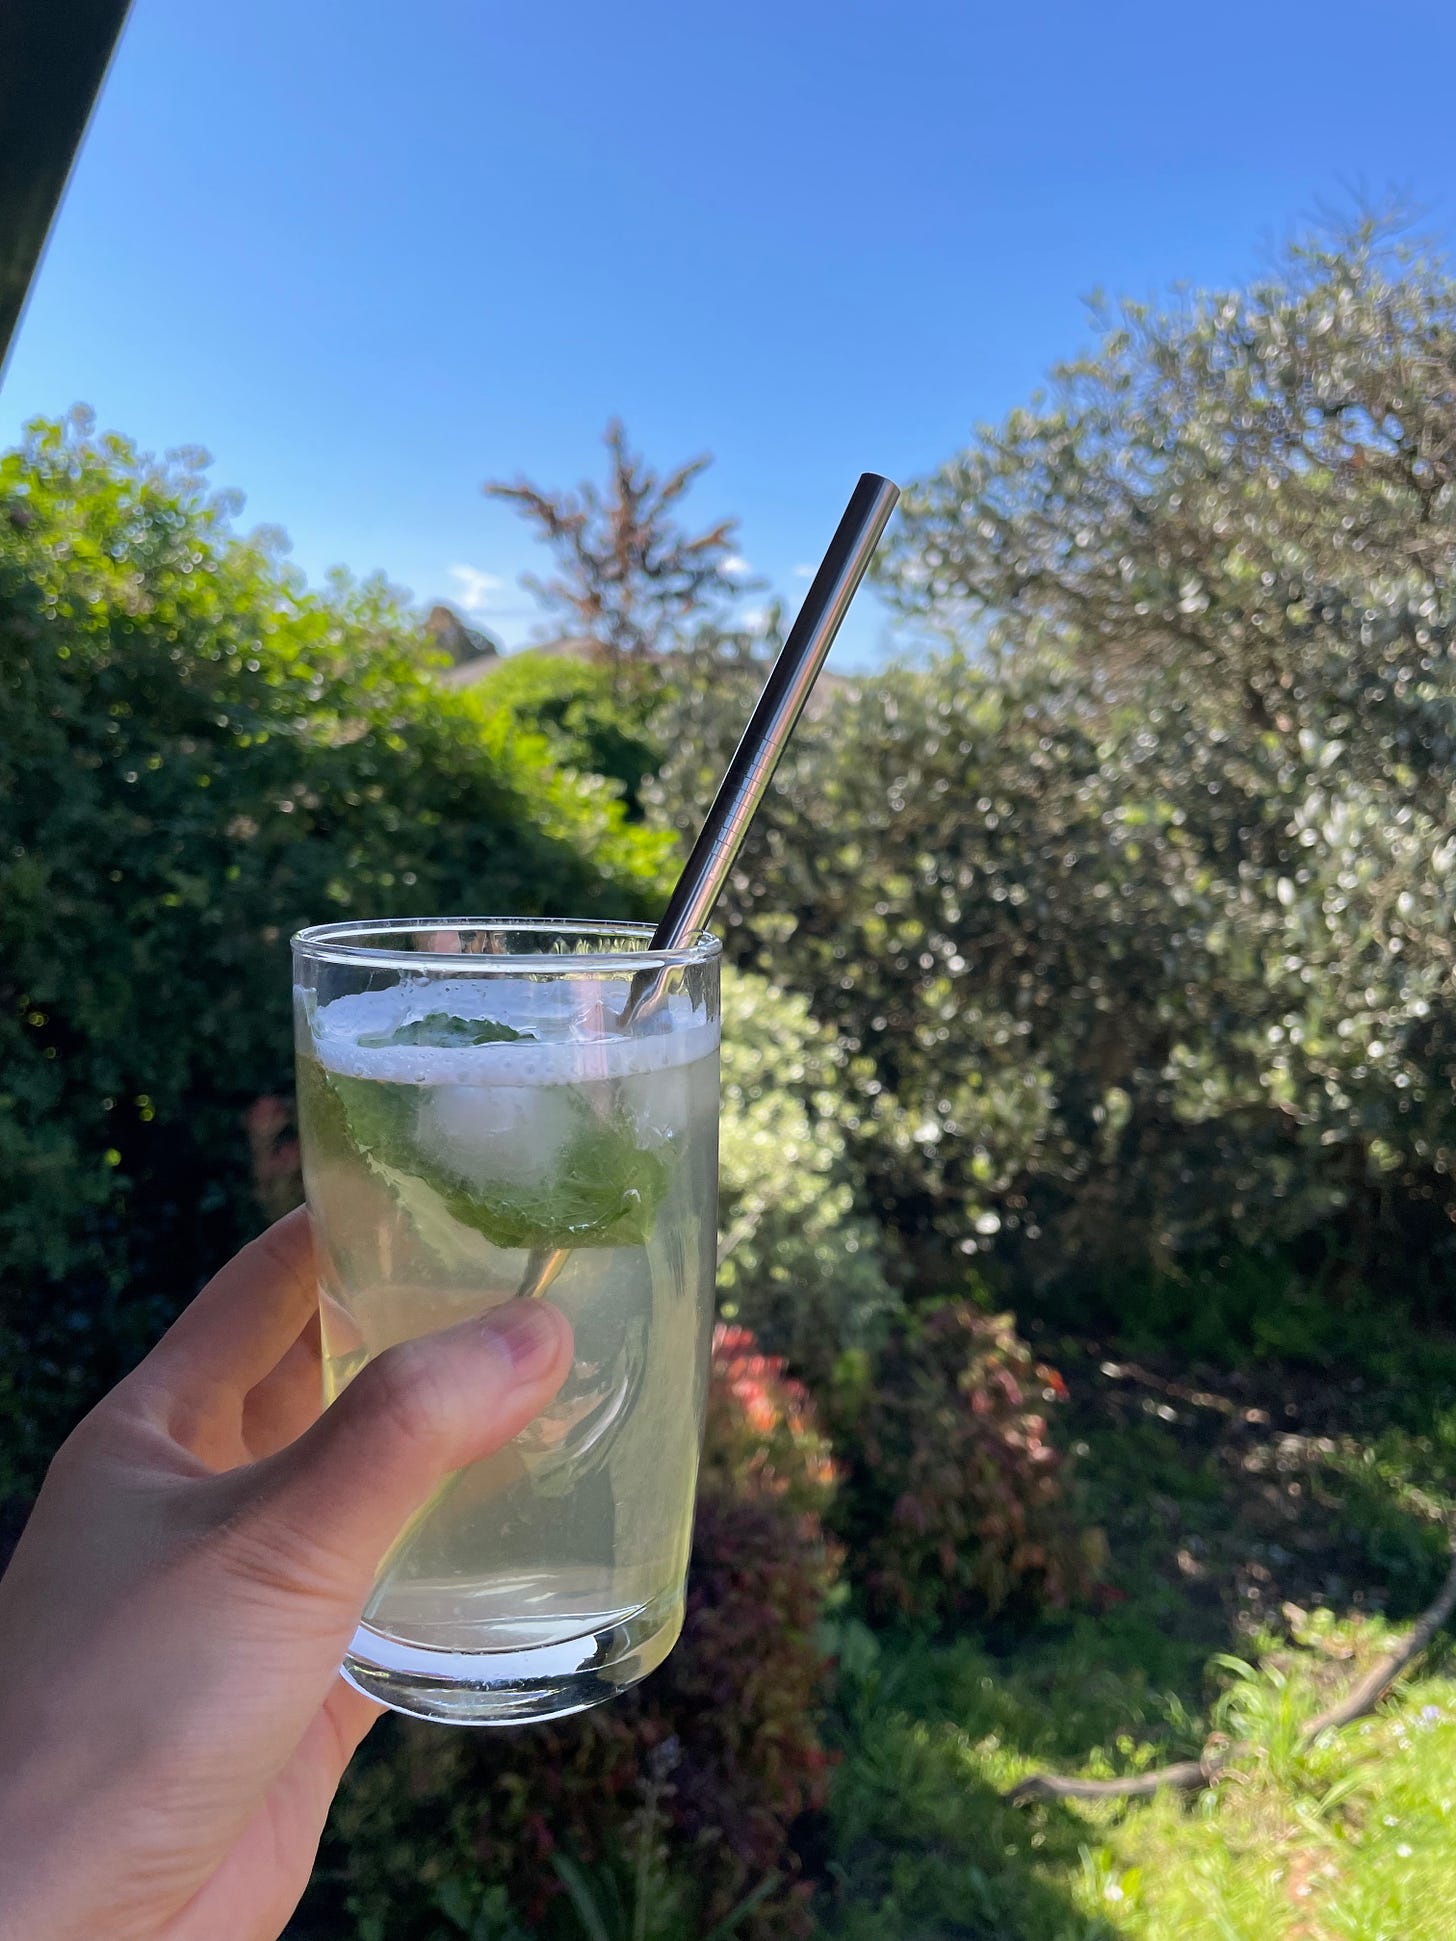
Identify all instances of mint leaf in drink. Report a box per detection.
[434,1105,671,1249]
[358,1012,536,1050]
[317,1062,671,1250]
[325,1067,417,1155]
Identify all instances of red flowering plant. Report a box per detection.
[701,1323,839,1516]
[831,1299,1100,1625]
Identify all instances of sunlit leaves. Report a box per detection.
[0,411,668,1337]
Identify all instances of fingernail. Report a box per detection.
[484,1300,566,1378]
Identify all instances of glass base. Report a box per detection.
[340,1585,684,1724]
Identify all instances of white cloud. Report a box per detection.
[792,562,814,578]
[739,604,772,634]
[721,554,751,578]
[448,564,504,616]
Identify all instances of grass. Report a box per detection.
[813,1300,1456,1940]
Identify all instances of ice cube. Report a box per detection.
[415,1082,578,1189]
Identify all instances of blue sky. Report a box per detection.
[6,0,1456,666]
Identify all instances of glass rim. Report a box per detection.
[291,917,722,975]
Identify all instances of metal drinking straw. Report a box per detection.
[517,470,899,1299]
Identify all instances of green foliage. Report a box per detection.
[879,217,1456,790]
[466,649,664,813]
[648,226,1456,1310]
[0,412,669,1485]
[318,1324,840,1941]
[832,1300,1097,1623]
[1043,1249,1374,1369]
[716,968,899,1381]
[659,641,1456,1297]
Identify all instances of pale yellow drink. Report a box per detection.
[292,926,721,1725]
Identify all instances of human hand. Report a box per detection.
[0,1209,573,1940]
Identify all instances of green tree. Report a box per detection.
[870,216,1456,1282]
[878,214,1456,791]
[650,223,1456,1301]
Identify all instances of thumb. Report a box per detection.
[221,1299,573,1614]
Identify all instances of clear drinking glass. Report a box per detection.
[292,919,721,1724]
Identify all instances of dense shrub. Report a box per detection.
[867,220,1456,1297]
[320,1325,841,1940]
[649,230,1456,1309]
[464,649,663,814]
[0,413,670,1492]
[831,1301,1098,1624]
[717,969,898,1380]
[654,653,1306,1276]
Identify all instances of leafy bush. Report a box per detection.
[648,228,1456,1313]
[317,1323,841,1941]
[716,969,898,1380]
[654,653,1291,1274]
[879,218,1456,800]
[864,217,1456,1296]
[464,649,664,814]
[0,413,670,1493]
[832,1301,1098,1624]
